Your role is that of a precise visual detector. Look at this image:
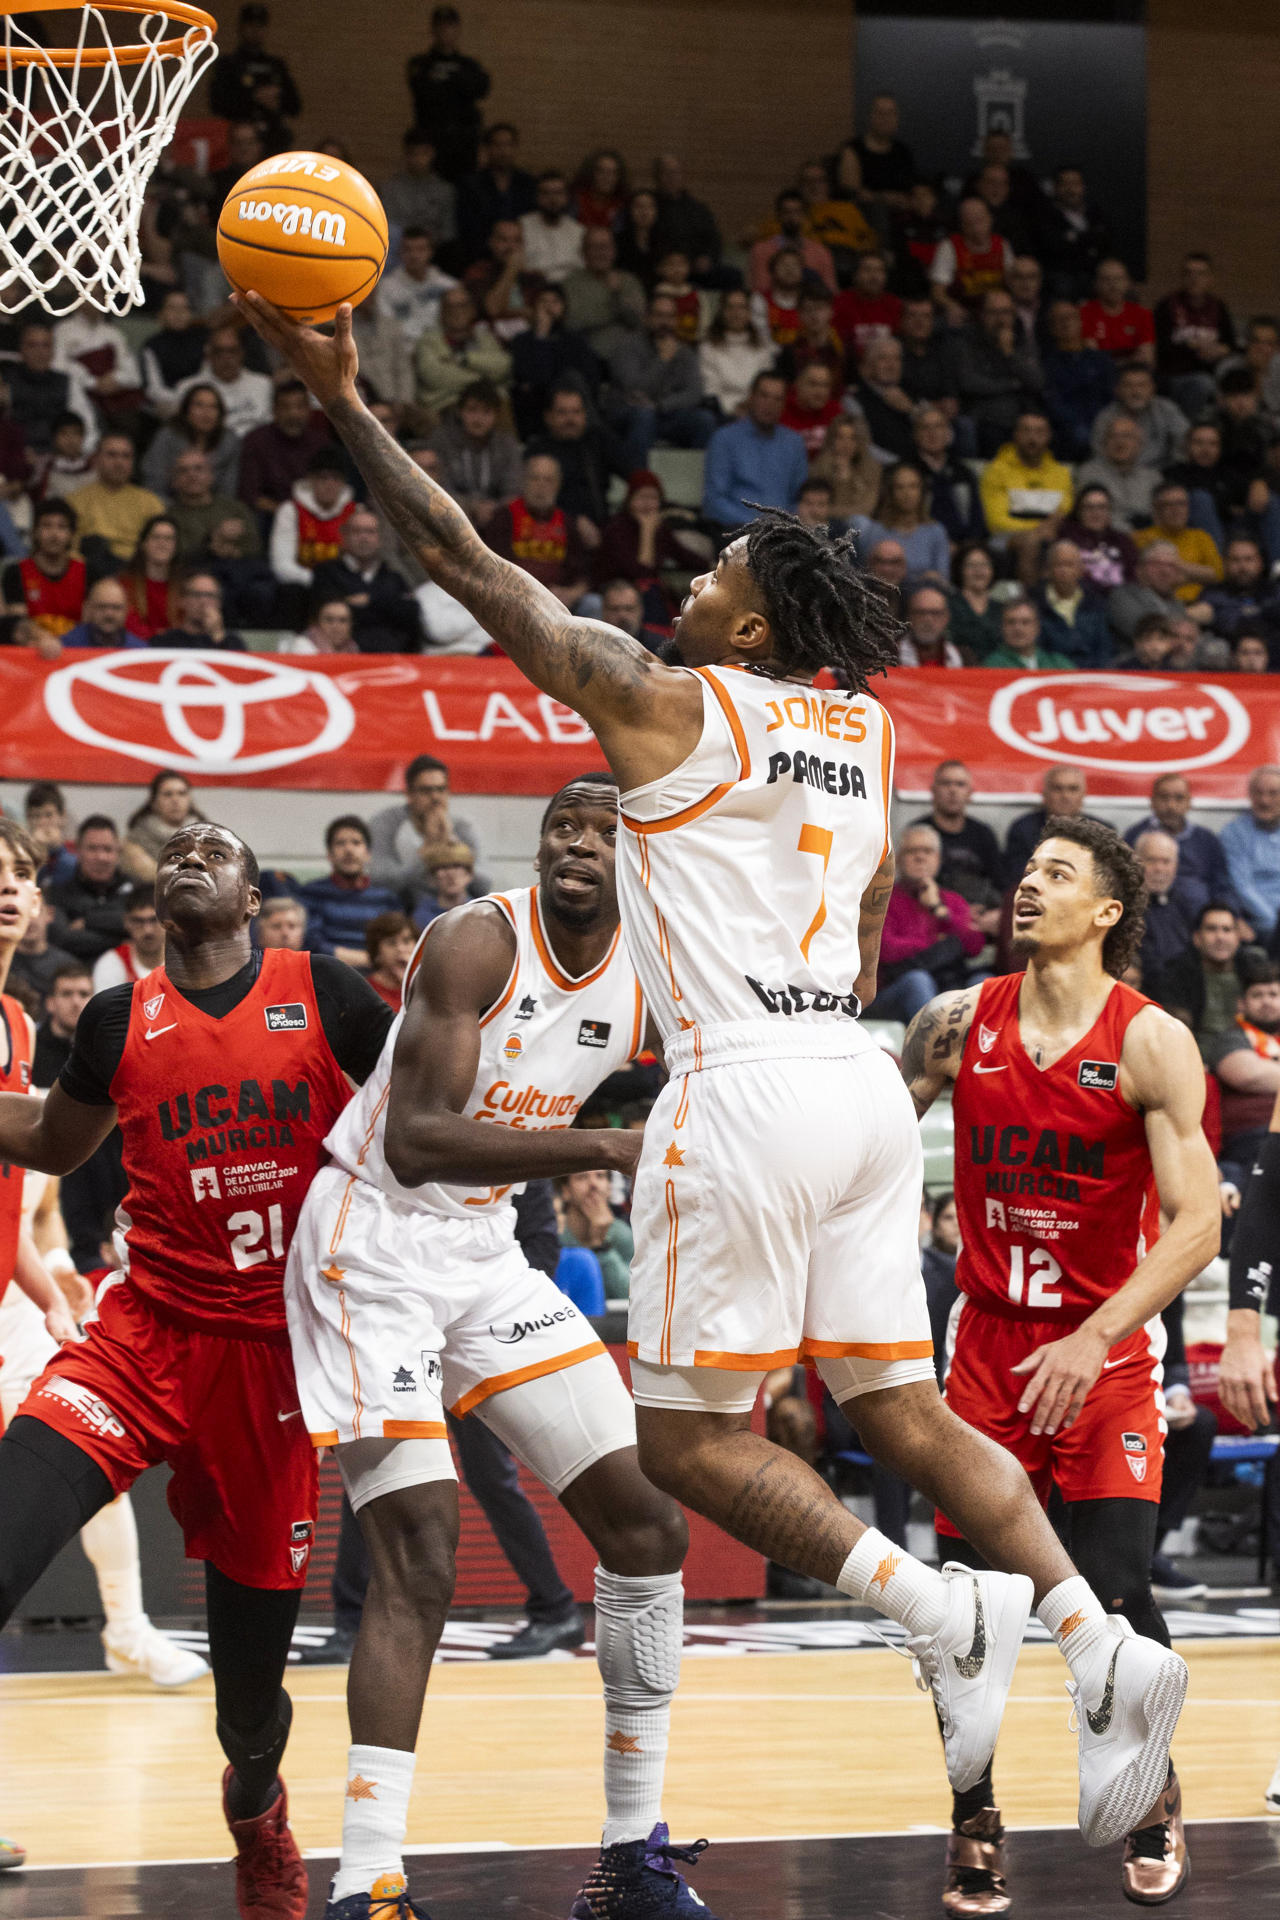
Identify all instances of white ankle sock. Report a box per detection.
[836,1528,948,1638]
[80,1495,146,1640]
[1037,1577,1111,1680]
[329,1743,416,1903]
[594,1565,682,1846]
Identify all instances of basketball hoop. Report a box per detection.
[0,1,218,316]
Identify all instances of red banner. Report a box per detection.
[0,651,1268,799]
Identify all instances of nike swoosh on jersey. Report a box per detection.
[972,1063,1008,1075]
[1102,1356,1131,1370]
[145,1023,177,1041]
[1085,1643,1121,1735]
[952,1577,987,1678]
[277,1409,302,1422]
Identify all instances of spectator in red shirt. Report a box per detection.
[119,514,182,642]
[362,911,418,1012]
[1080,257,1156,366]
[1,499,85,641]
[780,364,842,455]
[864,821,984,1023]
[1155,250,1238,417]
[750,245,812,346]
[832,251,903,357]
[652,250,703,344]
[748,189,836,296]
[929,197,1012,326]
[571,148,629,232]
[484,452,589,607]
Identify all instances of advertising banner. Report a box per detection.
[0,651,1265,802]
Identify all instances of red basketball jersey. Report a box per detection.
[952,973,1159,1323]
[107,950,351,1335]
[0,993,32,1283]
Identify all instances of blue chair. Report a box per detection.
[554,1245,606,1316]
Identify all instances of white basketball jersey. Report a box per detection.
[616,665,894,1044]
[326,887,645,1220]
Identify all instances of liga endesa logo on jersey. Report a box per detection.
[988,673,1250,776]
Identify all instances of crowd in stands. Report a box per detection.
[0,5,1278,673]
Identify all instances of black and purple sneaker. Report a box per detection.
[569,1824,720,1919]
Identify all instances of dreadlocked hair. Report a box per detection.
[1034,815,1147,980]
[740,507,904,692]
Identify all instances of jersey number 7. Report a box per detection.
[797,824,834,961]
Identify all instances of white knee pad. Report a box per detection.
[594,1567,684,1710]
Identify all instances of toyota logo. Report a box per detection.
[44,651,356,775]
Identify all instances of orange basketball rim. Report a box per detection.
[0,0,216,64]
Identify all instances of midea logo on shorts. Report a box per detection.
[489,1308,575,1344]
[44,650,356,775]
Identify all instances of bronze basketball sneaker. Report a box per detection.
[222,1769,309,1919]
[1121,1768,1188,1905]
[942,1808,1011,1916]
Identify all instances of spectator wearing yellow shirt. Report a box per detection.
[1133,480,1224,602]
[64,433,164,568]
[978,408,1075,585]
[796,159,878,268]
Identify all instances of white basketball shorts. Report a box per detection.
[285,1166,635,1496]
[627,1024,934,1414]
[0,1285,58,1426]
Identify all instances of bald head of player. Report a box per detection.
[155,823,262,977]
[1011,817,1147,980]
[671,509,902,692]
[534,772,620,932]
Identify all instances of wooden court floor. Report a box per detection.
[0,1639,1276,1871]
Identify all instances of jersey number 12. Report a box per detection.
[1008,1243,1062,1309]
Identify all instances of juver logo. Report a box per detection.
[988,673,1250,776]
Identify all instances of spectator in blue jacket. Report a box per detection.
[1123,771,1237,913]
[702,370,808,533]
[299,816,405,967]
[1041,298,1115,461]
[1033,538,1114,666]
[1220,768,1280,940]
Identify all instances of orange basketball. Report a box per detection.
[216,151,389,325]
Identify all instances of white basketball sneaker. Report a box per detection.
[1070,1616,1188,1848]
[1265,1753,1280,1814]
[907,1563,1033,1791]
[104,1620,210,1688]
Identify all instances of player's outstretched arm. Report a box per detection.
[232,296,702,783]
[12,1228,79,1346]
[384,904,640,1191]
[1011,1007,1221,1438]
[898,984,981,1117]
[0,1084,117,1178]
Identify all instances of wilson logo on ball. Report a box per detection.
[216,148,389,325]
[236,200,348,245]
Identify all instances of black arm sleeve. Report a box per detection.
[56,986,135,1106]
[309,954,395,1085]
[1228,1131,1280,1313]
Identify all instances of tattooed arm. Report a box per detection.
[233,296,704,788]
[854,846,894,1013]
[899,984,980,1118]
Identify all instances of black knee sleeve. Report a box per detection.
[217,1686,292,1782]
[0,1417,115,1624]
[1068,1498,1169,1648]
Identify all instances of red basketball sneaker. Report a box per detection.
[223,1768,309,1918]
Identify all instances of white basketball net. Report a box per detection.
[0,6,217,316]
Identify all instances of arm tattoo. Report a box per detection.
[901,989,976,1118]
[326,393,658,718]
